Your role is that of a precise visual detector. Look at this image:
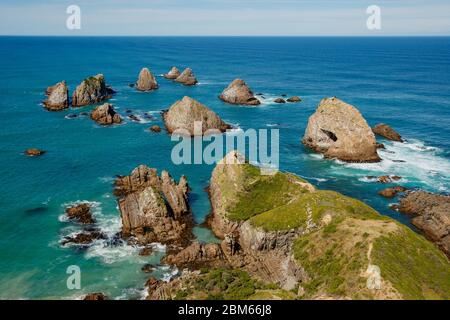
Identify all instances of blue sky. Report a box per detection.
[0,0,449,36]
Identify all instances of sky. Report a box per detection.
[0,0,449,36]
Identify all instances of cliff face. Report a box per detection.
[207,151,450,299]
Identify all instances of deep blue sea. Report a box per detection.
[0,36,449,299]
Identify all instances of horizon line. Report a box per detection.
[1,34,450,37]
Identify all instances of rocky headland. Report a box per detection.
[302,97,380,162]
[146,151,450,300]
[219,79,260,106]
[162,96,230,136]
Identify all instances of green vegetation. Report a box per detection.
[372,227,450,300]
[173,268,292,300]
[225,164,310,221]
[250,190,383,232]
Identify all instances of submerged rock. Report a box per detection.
[149,125,161,133]
[175,68,198,86]
[90,103,122,125]
[287,96,301,103]
[72,74,114,107]
[399,191,450,257]
[114,165,192,245]
[61,229,106,246]
[302,97,380,162]
[372,123,403,142]
[66,203,94,224]
[25,148,45,157]
[164,66,181,80]
[136,68,158,91]
[163,96,230,136]
[273,98,286,104]
[378,186,408,198]
[219,79,260,106]
[43,81,69,111]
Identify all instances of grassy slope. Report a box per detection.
[214,162,450,299]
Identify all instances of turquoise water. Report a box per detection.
[0,36,449,299]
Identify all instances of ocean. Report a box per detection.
[0,36,449,299]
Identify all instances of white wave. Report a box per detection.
[98,176,115,183]
[266,123,280,127]
[329,139,450,192]
[160,266,179,282]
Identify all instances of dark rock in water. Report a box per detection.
[62,229,106,246]
[72,74,114,107]
[398,191,450,257]
[128,83,135,88]
[378,186,408,198]
[25,148,45,157]
[125,109,133,114]
[287,96,301,103]
[141,264,156,273]
[303,97,380,163]
[128,114,141,122]
[149,125,161,133]
[393,160,406,163]
[143,113,154,120]
[372,123,403,142]
[66,203,94,224]
[255,93,263,96]
[219,79,260,106]
[389,204,400,211]
[376,143,385,149]
[66,113,78,119]
[90,103,122,125]
[139,247,154,256]
[43,81,69,111]
[281,94,287,97]
[83,293,107,300]
[274,98,286,104]
[377,175,402,183]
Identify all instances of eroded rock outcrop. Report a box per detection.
[163,242,226,269]
[287,96,301,103]
[136,68,159,91]
[72,74,114,107]
[219,79,260,106]
[372,123,403,142]
[378,186,408,198]
[302,97,380,162]
[83,293,107,300]
[43,81,69,111]
[175,68,198,86]
[90,103,122,125]
[66,203,94,224]
[399,191,450,257]
[163,96,230,136]
[164,67,181,80]
[114,165,192,245]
